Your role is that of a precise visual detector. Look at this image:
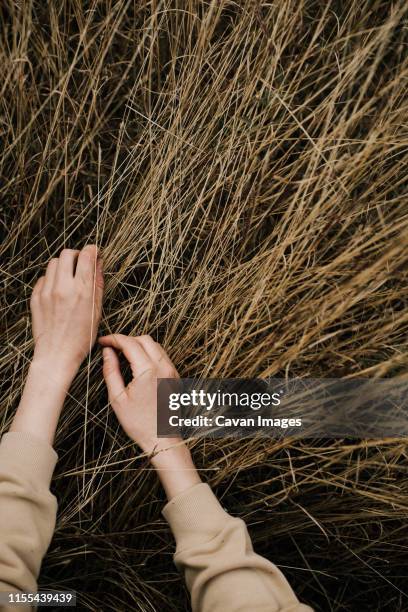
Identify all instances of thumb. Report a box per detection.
[102,347,126,405]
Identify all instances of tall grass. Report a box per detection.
[1,1,408,610]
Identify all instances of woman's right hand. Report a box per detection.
[99,334,202,499]
[98,334,181,455]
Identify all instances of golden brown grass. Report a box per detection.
[1,1,408,610]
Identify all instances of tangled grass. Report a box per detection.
[1,0,408,610]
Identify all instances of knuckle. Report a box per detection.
[40,288,52,302]
[47,258,58,268]
[112,333,125,344]
[80,250,92,261]
[52,284,73,300]
[80,246,97,261]
[139,334,153,342]
[51,287,64,300]
[103,362,116,377]
[31,281,42,296]
[30,293,40,307]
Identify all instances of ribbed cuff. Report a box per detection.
[0,431,58,488]
[162,483,231,551]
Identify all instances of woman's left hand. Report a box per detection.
[30,244,104,380]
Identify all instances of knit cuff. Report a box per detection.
[162,482,232,552]
[0,431,58,488]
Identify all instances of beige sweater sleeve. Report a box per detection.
[0,432,312,611]
[0,432,58,603]
[163,483,313,612]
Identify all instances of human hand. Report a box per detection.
[30,245,104,381]
[99,334,182,455]
[99,333,202,498]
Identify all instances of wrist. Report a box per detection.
[11,356,74,445]
[149,438,188,465]
[150,441,202,500]
[31,353,79,387]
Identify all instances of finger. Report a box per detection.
[98,334,153,378]
[136,335,178,375]
[30,276,45,303]
[57,248,79,280]
[76,244,98,284]
[135,335,162,361]
[102,347,126,404]
[32,275,45,293]
[43,258,59,291]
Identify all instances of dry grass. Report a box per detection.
[1,1,408,610]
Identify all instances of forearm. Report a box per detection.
[10,357,76,445]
